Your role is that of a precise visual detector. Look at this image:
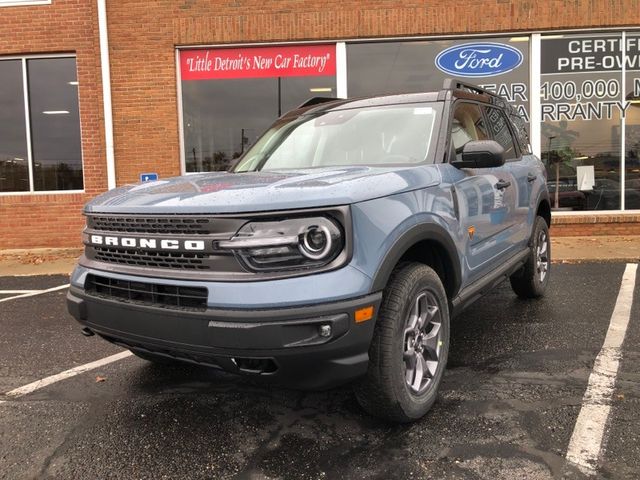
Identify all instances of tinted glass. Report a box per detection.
[624,34,640,210]
[347,37,530,129]
[182,76,336,173]
[541,33,622,211]
[28,57,83,191]
[485,107,518,160]
[234,104,440,172]
[0,60,29,192]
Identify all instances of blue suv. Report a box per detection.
[67,80,550,422]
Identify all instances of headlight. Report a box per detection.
[217,216,344,272]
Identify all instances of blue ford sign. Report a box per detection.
[435,42,523,78]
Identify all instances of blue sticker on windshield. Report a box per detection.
[435,43,523,78]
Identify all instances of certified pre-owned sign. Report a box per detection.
[435,43,523,78]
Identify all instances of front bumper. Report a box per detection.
[67,286,382,390]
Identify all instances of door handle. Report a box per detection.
[527,173,537,183]
[495,179,511,190]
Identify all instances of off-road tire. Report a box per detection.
[354,262,450,423]
[510,216,550,298]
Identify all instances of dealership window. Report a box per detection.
[180,45,337,173]
[0,56,83,193]
[540,33,623,211]
[624,33,640,210]
[0,0,51,6]
[346,37,530,128]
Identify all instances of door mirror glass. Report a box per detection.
[453,140,505,169]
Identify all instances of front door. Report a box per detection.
[446,101,517,283]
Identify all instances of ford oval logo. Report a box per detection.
[435,42,523,77]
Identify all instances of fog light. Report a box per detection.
[319,324,332,337]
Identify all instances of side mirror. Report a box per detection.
[453,140,505,169]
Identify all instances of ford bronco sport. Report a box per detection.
[67,79,550,422]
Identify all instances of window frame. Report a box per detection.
[0,0,51,6]
[0,53,84,195]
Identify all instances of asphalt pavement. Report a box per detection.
[0,264,638,479]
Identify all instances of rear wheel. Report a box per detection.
[510,216,550,298]
[355,262,450,423]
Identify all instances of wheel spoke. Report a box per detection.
[403,347,416,364]
[407,301,419,331]
[415,293,428,330]
[411,354,426,391]
[539,240,547,255]
[426,360,438,377]
[402,289,445,395]
[422,322,441,359]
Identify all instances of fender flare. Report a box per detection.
[370,222,462,296]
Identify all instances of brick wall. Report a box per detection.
[551,213,640,236]
[2,0,639,249]
[0,0,104,248]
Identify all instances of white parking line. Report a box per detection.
[566,263,638,475]
[0,284,69,303]
[0,290,41,294]
[3,351,133,399]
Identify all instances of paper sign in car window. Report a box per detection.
[414,107,434,115]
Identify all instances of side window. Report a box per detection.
[485,107,518,161]
[450,103,489,161]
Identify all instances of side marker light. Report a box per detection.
[355,306,374,323]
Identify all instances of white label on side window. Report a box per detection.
[413,107,433,115]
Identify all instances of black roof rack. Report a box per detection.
[440,78,512,110]
[440,78,501,98]
[297,96,338,109]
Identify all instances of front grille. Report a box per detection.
[93,246,209,270]
[84,214,249,272]
[85,274,208,311]
[88,215,215,235]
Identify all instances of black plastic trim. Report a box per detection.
[450,248,529,317]
[370,222,462,295]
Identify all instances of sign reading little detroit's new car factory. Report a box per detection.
[180,44,336,80]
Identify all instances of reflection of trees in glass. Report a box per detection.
[543,120,581,208]
[0,156,29,192]
[549,146,581,208]
[32,162,83,191]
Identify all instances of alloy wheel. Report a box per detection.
[403,291,443,395]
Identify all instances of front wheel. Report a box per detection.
[510,216,550,298]
[355,263,450,423]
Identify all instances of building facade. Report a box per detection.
[1,0,640,249]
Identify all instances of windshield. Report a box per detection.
[233,103,441,172]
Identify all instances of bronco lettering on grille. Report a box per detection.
[89,235,206,251]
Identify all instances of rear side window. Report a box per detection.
[484,107,518,161]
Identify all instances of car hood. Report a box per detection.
[84,166,441,214]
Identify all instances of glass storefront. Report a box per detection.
[347,37,530,126]
[624,33,640,209]
[540,33,624,210]
[180,45,336,173]
[178,31,640,212]
[0,56,83,193]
